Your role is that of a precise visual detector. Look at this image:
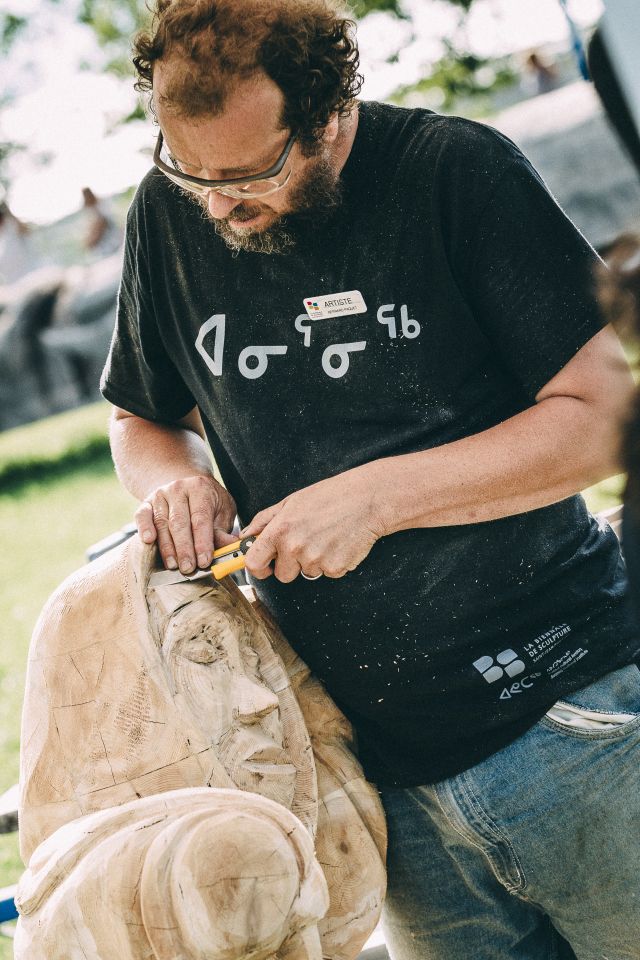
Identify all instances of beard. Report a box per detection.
[191,151,343,255]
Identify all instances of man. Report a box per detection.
[101,0,640,956]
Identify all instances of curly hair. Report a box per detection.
[133,0,362,148]
[598,236,640,509]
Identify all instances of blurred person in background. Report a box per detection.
[525,50,560,96]
[101,1,640,957]
[80,187,121,260]
[0,200,35,285]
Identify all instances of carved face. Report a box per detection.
[19,541,317,861]
[162,595,299,807]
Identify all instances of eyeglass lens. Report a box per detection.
[161,142,291,199]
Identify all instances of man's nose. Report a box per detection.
[233,675,279,722]
[206,189,243,220]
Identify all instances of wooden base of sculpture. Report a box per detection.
[16,788,328,960]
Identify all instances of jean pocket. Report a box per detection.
[541,664,640,739]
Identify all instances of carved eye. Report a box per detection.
[181,635,227,665]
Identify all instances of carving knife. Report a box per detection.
[148,536,256,587]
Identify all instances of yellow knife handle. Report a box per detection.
[211,536,256,580]
[212,554,247,580]
[212,538,242,559]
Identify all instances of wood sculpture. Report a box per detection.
[15,536,386,959]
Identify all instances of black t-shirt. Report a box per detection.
[101,101,639,786]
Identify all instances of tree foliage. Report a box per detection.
[75,0,479,52]
[76,0,415,50]
[75,0,417,72]
[73,0,490,107]
[1,14,27,55]
[78,0,152,75]
[79,0,141,40]
[348,0,406,20]
[445,0,476,9]
[392,41,517,112]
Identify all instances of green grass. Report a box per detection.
[582,473,626,514]
[0,408,137,956]
[0,403,112,490]
[0,460,137,787]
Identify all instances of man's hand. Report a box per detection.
[136,475,237,574]
[109,406,238,575]
[242,465,386,582]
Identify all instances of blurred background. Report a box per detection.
[0,0,639,952]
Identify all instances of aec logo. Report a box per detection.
[473,649,526,684]
[472,650,538,699]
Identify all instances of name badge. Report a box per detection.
[303,289,367,320]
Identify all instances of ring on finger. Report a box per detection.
[301,571,323,581]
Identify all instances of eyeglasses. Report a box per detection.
[153,130,296,200]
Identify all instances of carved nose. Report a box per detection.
[233,675,279,723]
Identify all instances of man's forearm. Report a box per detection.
[375,395,622,535]
[242,393,623,583]
[110,414,214,502]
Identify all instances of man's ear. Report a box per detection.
[322,113,340,145]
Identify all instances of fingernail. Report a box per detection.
[166,556,178,570]
[198,553,210,568]
[180,559,195,574]
[142,531,154,543]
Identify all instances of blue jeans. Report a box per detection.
[379,664,640,960]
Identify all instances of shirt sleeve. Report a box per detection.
[100,189,196,422]
[446,123,606,400]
